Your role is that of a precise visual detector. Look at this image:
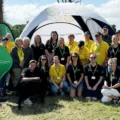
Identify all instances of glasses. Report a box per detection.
[41,59,46,61]
[90,57,96,59]
[95,35,100,37]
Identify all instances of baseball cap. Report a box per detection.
[78,41,84,47]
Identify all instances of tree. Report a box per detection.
[0,0,3,41]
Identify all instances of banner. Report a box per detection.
[0,46,12,79]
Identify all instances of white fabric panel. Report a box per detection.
[85,19,103,41]
[20,10,47,38]
[20,3,110,42]
[30,22,84,45]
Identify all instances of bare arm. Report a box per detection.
[78,73,84,84]
[22,77,40,81]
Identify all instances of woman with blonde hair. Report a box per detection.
[11,38,25,90]
[101,58,120,103]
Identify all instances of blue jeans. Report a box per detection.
[0,72,8,96]
[50,81,68,95]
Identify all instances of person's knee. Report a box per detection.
[51,86,58,95]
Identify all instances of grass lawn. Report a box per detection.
[0,95,120,120]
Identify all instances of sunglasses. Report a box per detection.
[90,57,96,59]
[41,59,46,61]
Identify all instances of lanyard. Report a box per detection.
[59,46,65,57]
[72,65,78,80]
[89,64,98,76]
[18,49,24,57]
[112,47,119,57]
[42,66,46,72]
[55,67,60,76]
[110,72,115,86]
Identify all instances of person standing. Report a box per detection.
[84,31,94,51]
[90,32,109,66]
[23,37,34,68]
[54,37,70,66]
[107,35,120,70]
[45,31,58,63]
[65,34,78,54]
[11,38,25,90]
[102,26,112,46]
[5,33,15,53]
[74,41,89,67]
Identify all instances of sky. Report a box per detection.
[3,0,120,30]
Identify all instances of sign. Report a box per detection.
[0,46,12,79]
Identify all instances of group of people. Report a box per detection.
[0,26,120,106]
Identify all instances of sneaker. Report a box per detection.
[24,98,33,105]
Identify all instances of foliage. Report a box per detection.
[8,24,26,38]
[0,0,3,40]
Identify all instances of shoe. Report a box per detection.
[24,98,33,105]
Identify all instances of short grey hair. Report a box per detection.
[23,37,30,43]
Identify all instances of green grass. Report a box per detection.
[0,95,120,120]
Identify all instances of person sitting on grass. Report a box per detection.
[49,56,68,96]
[101,58,120,103]
[84,54,104,101]
[67,53,84,99]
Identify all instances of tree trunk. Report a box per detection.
[0,0,3,41]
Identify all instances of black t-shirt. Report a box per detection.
[54,46,70,65]
[105,68,120,92]
[107,44,120,66]
[45,39,57,53]
[84,64,104,87]
[21,67,42,78]
[31,43,45,61]
[67,64,84,83]
[38,66,49,80]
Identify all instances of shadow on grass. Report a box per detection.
[5,95,64,115]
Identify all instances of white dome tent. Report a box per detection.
[20,3,115,44]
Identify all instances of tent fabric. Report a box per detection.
[20,3,115,44]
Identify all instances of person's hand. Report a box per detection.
[55,84,60,89]
[87,86,93,90]
[60,82,63,88]
[19,61,24,67]
[102,85,109,89]
[93,85,97,91]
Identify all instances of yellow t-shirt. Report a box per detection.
[49,64,66,84]
[6,41,15,53]
[84,39,94,51]
[90,41,109,65]
[74,46,90,66]
[65,41,78,53]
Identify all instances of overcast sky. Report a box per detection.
[4,0,120,30]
